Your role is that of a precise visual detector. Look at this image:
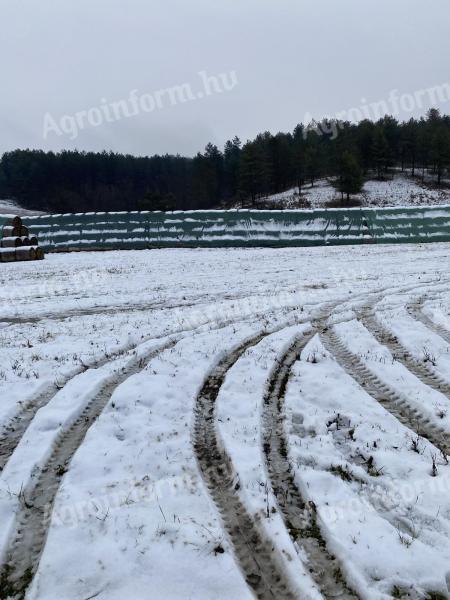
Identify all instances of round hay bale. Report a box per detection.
[19,237,30,246]
[29,247,37,261]
[0,248,16,262]
[35,247,45,260]
[1,237,22,248]
[2,225,21,237]
[28,236,38,246]
[6,216,22,229]
[20,226,29,237]
[15,246,32,261]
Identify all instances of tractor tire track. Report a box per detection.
[0,303,303,473]
[0,287,424,596]
[0,282,407,473]
[1,298,198,326]
[192,333,298,600]
[320,326,450,454]
[262,333,360,600]
[0,357,108,472]
[359,312,450,406]
[0,337,177,600]
[406,297,450,346]
[1,285,318,326]
[0,337,161,472]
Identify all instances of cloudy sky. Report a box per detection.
[1,0,449,157]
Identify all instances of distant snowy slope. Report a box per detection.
[262,173,450,209]
[0,199,44,216]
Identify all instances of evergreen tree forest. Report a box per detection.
[0,109,449,213]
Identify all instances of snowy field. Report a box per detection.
[1,244,450,599]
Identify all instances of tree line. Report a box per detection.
[0,108,449,213]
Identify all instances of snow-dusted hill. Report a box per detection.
[0,199,44,216]
[2,172,450,217]
[263,173,450,209]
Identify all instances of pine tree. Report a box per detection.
[203,143,223,202]
[402,118,419,177]
[304,134,321,187]
[293,124,305,194]
[334,151,364,203]
[430,127,450,186]
[223,137,241,201]
[238,142,260,205]
[356,120,375,174]
[372,128,389,178]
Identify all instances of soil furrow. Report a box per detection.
[320,327,450,454]
[192,333,298,600]
[0,338,176,600]
[262,333,360,600]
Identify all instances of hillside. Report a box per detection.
[2,173,450,217]
[2,109,450,215]
[261,172,450,209]
[0,199,44,217]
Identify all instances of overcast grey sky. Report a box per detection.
[1,0,449,157]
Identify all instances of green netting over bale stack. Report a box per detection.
[21,205,450,251]
[362,206,450,244]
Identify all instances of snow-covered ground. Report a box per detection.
[0,244,450,599]
[263,173,450,208]
[0,199,44,217]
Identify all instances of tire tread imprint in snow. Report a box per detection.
[406,296,450,347]
[0,347,120,473]
[0,306,296,474]
[0,338,177,600]
[320,327,450,455]
[360,311,450,415]
[192,332,299,600]
[262,332,360,600]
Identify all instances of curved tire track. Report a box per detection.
[0,303,303,473]
[407,297,450,346]
[320,327,450,454]
[193,333,298,600]
[360,312,450,408]
[0,285,398,473]
[0,287,428,597]
[0,339,154,472]
[0,338,176,600]
[262,333,360,600]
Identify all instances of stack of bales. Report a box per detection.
[0,215,44,263]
